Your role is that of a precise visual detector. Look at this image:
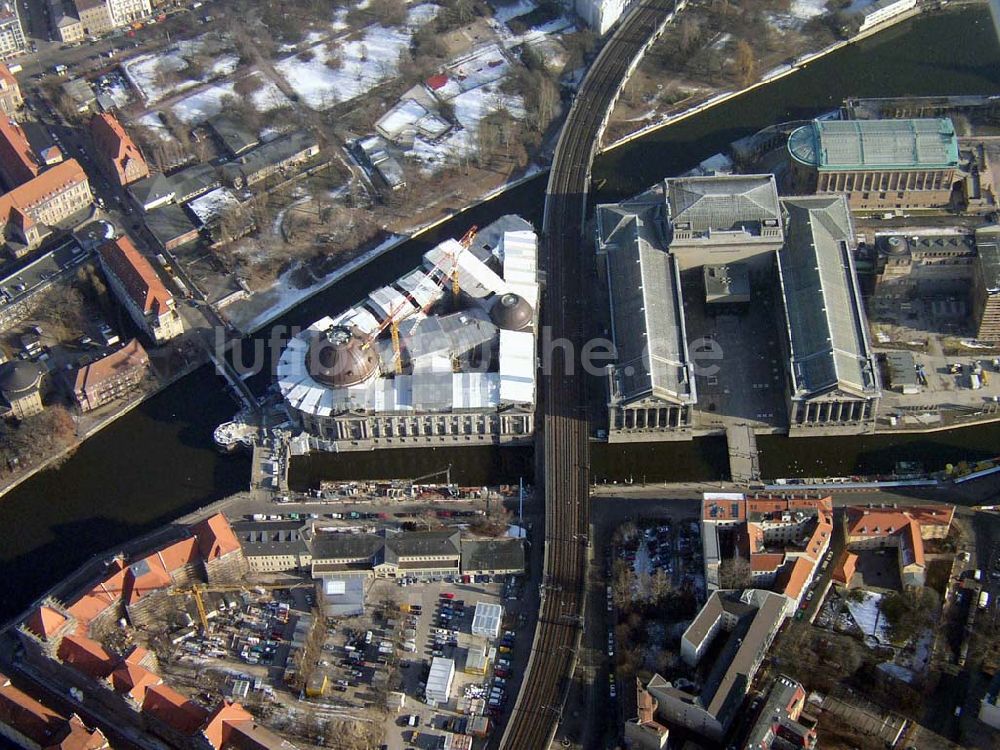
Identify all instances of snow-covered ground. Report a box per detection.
[791,0,827,19]
[169,72,291,124]
[224,233,404,333]
[171,82,236,123]
[188,187,241,226]
[134,112,176,142]
[122,36,239,104]
[491,0,537,24]
[845,591,893,643]
[276,5,438,110]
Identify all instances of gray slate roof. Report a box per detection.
[460,539,525,572]
[599,199,695,407]
[385,530,461,562]
[667,175,780,233]
[311,532,384,562]
[777,196,879,398]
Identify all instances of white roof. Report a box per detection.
[452,372,501,409]
[397,268,444,309]
[426,656,455,702]
[471,601,503,638]
[424,239,508,298]
[498,329,535,404]
[368,285,419,320]
[500,230,539,308]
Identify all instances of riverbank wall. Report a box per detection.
[599,3,933,153]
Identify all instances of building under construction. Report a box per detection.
[278,215,539,451]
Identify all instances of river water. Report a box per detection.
[1,7,998,622]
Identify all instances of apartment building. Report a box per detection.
[53,0,150,42]
[972,225,1000,342]
[0,115,39,188]
[97,236,183,345]
[0,3,25,59]
[844,504,954,586]
[90,112,149,187]
[0,159,92,257]
[221,131,319,189]
[0,62,21,115]
[70,338,150,412]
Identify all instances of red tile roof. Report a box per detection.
[0,116,39,186]
[0,672,68,747]
[44,714,109,750]
[749,553,785,573]
[776,556,815,601]
[56,635,115,680]
[141,684,208,736]
[0,159,88,227]
[98,236,173,317]
[202,700,254,749]
[67,562,127,626]
[25,606,69,641]
[155,536,200,573]
[72,338,149,403]
[426,74,448,90]
[123,553,173,606]
[832,551,857,585]
[194,513,242,561]
[90,113,149,187]
[702,494,746,521]
[109,661,161,705]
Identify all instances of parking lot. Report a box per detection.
[379,575,522,750]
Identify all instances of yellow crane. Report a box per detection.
[169,582,302,633]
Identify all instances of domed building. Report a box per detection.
[489,293,533,332]
[277,216,540,451]
[0,360,45,419]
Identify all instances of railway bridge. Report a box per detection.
[498,1,685,748]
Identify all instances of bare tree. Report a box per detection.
[717,557,752,590]
[734,40,757,87]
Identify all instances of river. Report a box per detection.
[1,7,998,622]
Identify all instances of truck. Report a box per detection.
[979,590,990,610]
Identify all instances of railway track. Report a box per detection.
[497,1,681,748]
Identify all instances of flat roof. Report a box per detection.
[976,225,1000,294]
[788,118,959,171]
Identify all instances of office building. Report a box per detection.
[0,3,25,58]
[844,504,954,587]
[647,589,787,742]
[0,115,39,188]
[701,493,831,612]
[743,675,818,749]
[90,113,149,187]
[70,338,149,412]
[788,118,960,211]
[972,225,1000,341]
[575,0,630,34]
[98,236,184,344]
[0,62,21,116]
[0,159,92,257]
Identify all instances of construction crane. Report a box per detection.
[452,225,478,304]
[168,582,306,633]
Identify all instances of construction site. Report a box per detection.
[275,215,540,453]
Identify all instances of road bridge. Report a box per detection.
[497,1,685,748]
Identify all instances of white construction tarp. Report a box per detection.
[452,372,500,410]
[397,268,443,309]
[368,285,418,320]
[424,239,507,299]
[500,230,539,308]
[498,329,535,404]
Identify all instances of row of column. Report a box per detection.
[794,399,872,425]
[308,412,535,441]
[616,405,690,430]
[818,168,950,194]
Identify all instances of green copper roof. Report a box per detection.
[788,118,959,171]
